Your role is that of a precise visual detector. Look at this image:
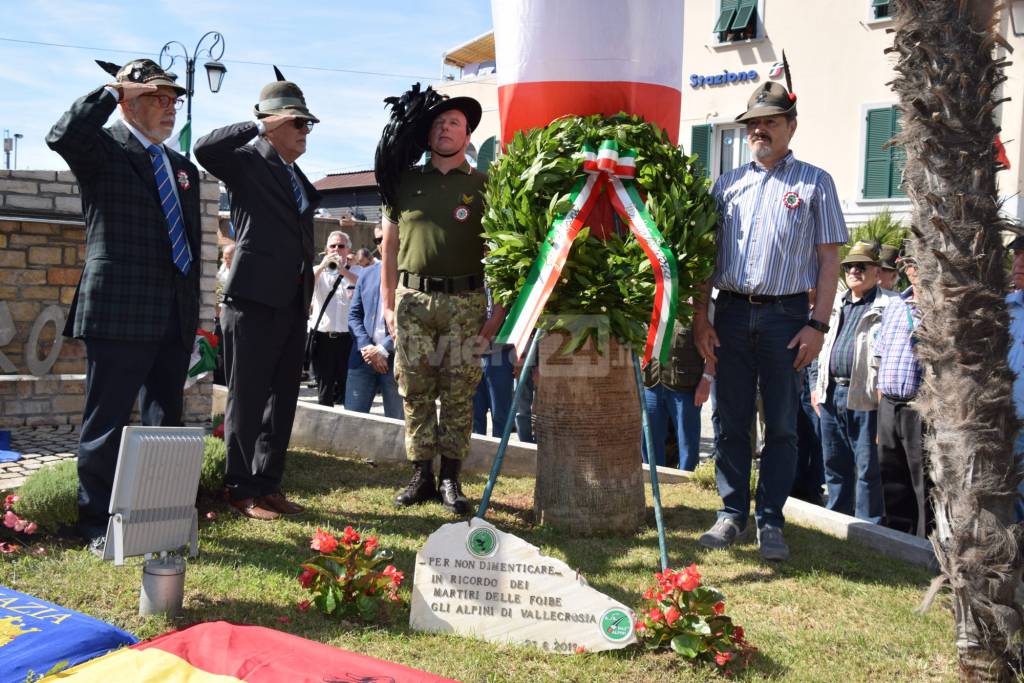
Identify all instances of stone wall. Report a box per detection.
[0,169,220,428]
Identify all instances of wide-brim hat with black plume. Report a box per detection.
[736,50,797,122]
[96,59,186,96]
[253,66,319,123]
[376,83,483,210]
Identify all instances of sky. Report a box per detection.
[0,0,493,180]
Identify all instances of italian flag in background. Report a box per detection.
[491,0,684,145]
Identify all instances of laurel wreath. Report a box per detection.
[481,113,718,354]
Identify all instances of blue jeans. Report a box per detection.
[641,384,702,470]
[515,369,535,443]
[714,293,806,530]
[344,357,404,419]
[472,345,515,436]
[819,382,883,523]
[792,366,824,503]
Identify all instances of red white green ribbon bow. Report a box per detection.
[496,140,678,366]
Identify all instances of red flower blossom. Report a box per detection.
[732,626,745,642]
[341,526,361,547]
[575,645,586,654]
[23,522,37,535]
[3,494,17,510]
[3,511,18,529]
[310,528,338,554]
[635,621,647,634]
[363,536,378,556]
[664,605,680,626]
[298,568,316,589]
[212,423,224,440]
[677,564,701,592]
[715,651,733,666]
[382,565,404,586]
[0,542,19,554]
[297,600,311,611]
[648,607,663,623]
[713,601,725,615]
[642,588,655,600]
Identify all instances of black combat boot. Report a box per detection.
[438,456,470,515]
[395,459,438,507]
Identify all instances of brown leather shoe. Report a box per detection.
[259,492,305,515]
[228,497,280,521]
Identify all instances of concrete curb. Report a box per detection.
[212,385,936,569]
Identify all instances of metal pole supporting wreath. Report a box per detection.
[476,329,545,519]
[633,353,669,571]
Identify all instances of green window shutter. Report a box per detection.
[690,124,712,179]
[731,0,757,31]
[713,0,738,33]
[864,108,894,199]
[890,110,906,197]
[477,136,497,172]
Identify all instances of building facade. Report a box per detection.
[437,1,1024,226]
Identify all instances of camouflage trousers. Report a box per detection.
[393,285,486,462]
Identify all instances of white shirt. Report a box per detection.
[309,266,362,333]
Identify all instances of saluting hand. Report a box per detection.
[261,114,299,133]
[112,82,158,101]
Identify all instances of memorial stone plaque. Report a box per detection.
[409,518,636,654]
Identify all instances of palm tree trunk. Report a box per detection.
[889,1,1024,679]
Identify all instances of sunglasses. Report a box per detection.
[327,243,347,249]
[842,263,873,273]
[293,119,315,132]
[141,93,184,110]
[373,236,383,245]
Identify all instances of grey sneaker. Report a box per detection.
[757,525,790,561]
[698,517,747,549]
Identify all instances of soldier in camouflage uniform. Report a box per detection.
[380,94,504,514]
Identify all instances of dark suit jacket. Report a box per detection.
[193,123,321,310]
[45,87,203,350]
[347,262,394,369]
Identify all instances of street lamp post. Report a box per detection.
[13,133,23,170]
[159,31,227,159]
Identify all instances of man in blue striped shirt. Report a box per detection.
[695,81,848,561]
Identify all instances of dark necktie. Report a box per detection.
[287,165,304,211]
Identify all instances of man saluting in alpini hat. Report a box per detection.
[376,87,504,515]
[693,58,849,561]
[195,68,322,522]
[46,59,203,553]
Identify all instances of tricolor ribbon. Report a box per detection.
[496,140,678,366]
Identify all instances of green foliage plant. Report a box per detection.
[199,435,226,495]
[482,113,718,355]
[12,460,78,534]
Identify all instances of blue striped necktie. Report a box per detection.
[287,165,304,210]
[147,144,191,275]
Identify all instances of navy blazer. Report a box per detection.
[46,87,203,350]
[347,263,394,369]
[194,122,321,310]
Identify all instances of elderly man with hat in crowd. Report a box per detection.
[877,244,901,292]
[375,87,504,515]
[873,239,931,536]
[694,61,848,561]
[46,59,203,552]
[810,241,897,524]
[194,68,321,521]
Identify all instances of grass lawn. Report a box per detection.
[1,449,956,682]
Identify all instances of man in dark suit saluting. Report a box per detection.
[46,59,203,550]
[194,68,322,521]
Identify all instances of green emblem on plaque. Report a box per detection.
[599,607,634,642]
[466,526,498,558]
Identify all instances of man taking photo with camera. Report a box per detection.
[309,230,360,406]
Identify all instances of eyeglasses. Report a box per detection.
[327,243,347,250]
[141,94,184,110]
[293,119,315,132]
[373,236,383,245]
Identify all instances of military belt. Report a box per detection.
[400,271,481,294]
